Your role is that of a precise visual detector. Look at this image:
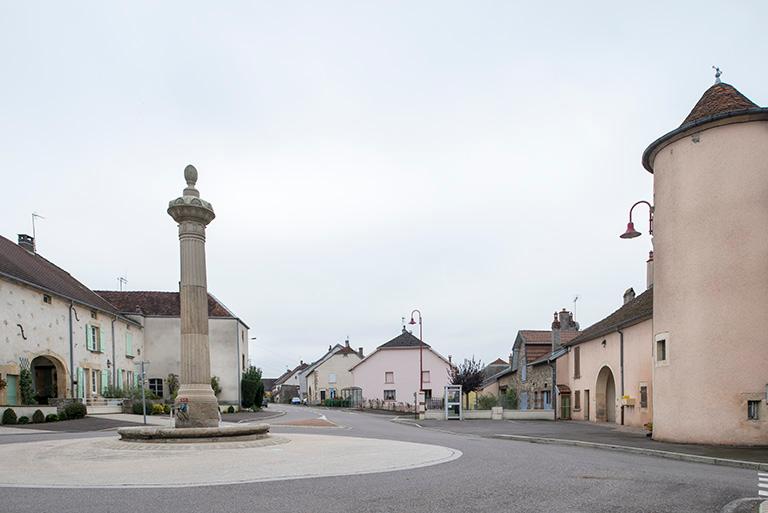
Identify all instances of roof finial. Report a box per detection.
[713,65,722,84]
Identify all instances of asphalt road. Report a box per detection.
[0,405,760,513]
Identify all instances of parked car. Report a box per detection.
[290,397,301,405]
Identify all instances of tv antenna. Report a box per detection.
[31,212,45,250]
[118,276,128,291]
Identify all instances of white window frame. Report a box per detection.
[383,389,396,401]
[655,332,670,367]
[328,373,337,384]
[91,369,98,395]
[385,371,394,384]
[421,370,430,383]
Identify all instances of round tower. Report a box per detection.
[643,79,768,445]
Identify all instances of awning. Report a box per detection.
[556,384,571,394]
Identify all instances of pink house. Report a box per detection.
[350,328,453,406]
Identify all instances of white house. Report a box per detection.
[0,234,145,406]
[350,328,453,406]
[300,340,364,405]
[95,291,249,405]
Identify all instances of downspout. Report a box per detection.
[548,359,557,422]
[618,328,625,426]
[68,302,76,399]
[111,317,117,388]
[235,319,241,407]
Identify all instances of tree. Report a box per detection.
[241,366,263,409]
[166,373,179,399]
[210,376,222,396]
[448,356,485,408]
[19,368,35,405]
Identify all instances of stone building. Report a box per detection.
[0,234,145,405]
[641,78,768,445]
[272,361,308,403]
[95,291,249,405]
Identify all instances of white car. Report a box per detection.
[290,397,301,405]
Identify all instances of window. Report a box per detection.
[127,370,134,388]
[42,294,52,304]
[574,346,581,378]
[383,390,396,401]
[421,371,430,383]
[91,369,98,395]
[328,373,337,384]
[574,390,581,410]
[385,371,394,384]
[149,378,164,398]
[90,309,98,319]
[542,390,551,408]
[748,400,760,420]
[242,354,246,371]
[656,338,667,362]
[125,332,133,357]
[640,385,648,408]
[584,390,590,419]
[86,325,104,352]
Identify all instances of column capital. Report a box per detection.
[167,165,215,226]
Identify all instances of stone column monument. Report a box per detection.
[167,165,219,428]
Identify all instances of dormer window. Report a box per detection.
[90,310,98,319]
[43,294,52,304]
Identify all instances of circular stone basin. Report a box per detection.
[0,433,462,488]
[117,423,269,443]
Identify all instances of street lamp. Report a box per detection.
[408,310,423,395]
[620,200,654,239]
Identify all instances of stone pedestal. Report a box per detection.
[167,165,219,428]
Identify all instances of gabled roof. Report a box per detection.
[274,362,309,386]
[681,82,758,127]
[565,288,653,347]
[378,329,430,349]
[517,330,579,346]
[489,358,507,366]
[529,346,568,367]
[0,235,121,315]
[300,343,359,378]
[95,290,234,318]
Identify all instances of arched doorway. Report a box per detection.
[30,355,66,404]
[595,366,616,423]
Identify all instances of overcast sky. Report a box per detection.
[1,2,765,377]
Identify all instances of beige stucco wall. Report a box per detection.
[566,319,652,428]
[306,351,362,404]
[138,316,247,404]
[652,119,768,445]
[0,278,144,403]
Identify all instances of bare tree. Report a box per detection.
[448,356,485,408]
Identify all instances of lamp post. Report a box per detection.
[620,200,654,239]
[408,310,423,395]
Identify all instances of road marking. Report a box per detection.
[759,472,768,496]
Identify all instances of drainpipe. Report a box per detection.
[235,320,241,407]
[618,328,625,426]
[111,317,117,388]
[68,302,76,399]
[548,359,557,422]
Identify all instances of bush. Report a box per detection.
[227,405,235,414]
[323,398,350,408]
[18,416,29,424]
[45,413,58,422]
[1,409,17,425]
[151,403,165,415]
[211,376,222,397]
[241,366,263,409]
[132,401,148,415]
[19,368,35,405]
[58,410,68,421]
[167,374,180,400]
[63,402,87,420]
[32,409,45,424]
[102,385,124,399]
[477,394,499,410]
[163,404,171,414]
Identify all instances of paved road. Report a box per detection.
[0,405,760,513]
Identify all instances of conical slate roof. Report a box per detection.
[680,82,758,127]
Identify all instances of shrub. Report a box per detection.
[151,403,165,415]
[32,409,45,423]
[102,385,124,399]
[18,416,29,424]
[241,366,263,409]
[477,394,498,410]
[163,404,171,414]
[19,368,35,405]
[63,402,87,420]
[227,405,235,414]
[211,376,222,397]
[58,410,68,421]
[167,373,179,400]
[132,401,148,415]
[1,409,17,425]
[45,413,58,422]
[323,398,350,408]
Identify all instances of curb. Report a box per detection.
[490,434,768,472]
[235,410,287,423]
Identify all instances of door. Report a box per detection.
[320,390,326,401]
[584,390,590,420]
[5,375,18,405]
[560,394,571,420]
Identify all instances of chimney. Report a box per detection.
[646,250,654,289]
[17,234,34,253]
[300,360,304,365]
[623,287,636,305]
[508,353,513,366]
[345,338,350,348]
[552,311,562,349]
[448,355,452,364]
[358,347,364,358]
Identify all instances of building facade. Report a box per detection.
[96,291,249,405]
[301,341,364,404]
[643,80,768,445]
[0,235,144,406]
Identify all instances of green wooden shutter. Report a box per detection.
[77,367,85,399]
[126,333,133,356]
[101,369,109,394]
[85,325,93,351]
[99,328,106,352]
